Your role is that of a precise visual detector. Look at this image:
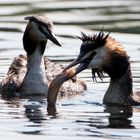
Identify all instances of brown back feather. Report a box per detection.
[0,55,27,98]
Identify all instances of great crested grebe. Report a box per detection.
[64,31,140,106]
[0,15,86,103]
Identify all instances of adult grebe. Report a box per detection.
[64,31,140,106]
[0,15,86,102]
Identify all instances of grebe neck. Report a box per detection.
[21,45,48,96]
[103,66,133,106]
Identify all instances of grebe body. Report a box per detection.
[0,16,86,105]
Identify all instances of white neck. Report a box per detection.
[21,45,48,96]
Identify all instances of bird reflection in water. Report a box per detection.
[104,105,134,128]
[24,98,58,124]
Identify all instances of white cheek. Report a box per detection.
[88,47,108,68]
[88,56,102,68]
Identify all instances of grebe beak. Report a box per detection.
[47,32,61,47]
[41,26,61,47]
[64,51,96,75]
[64,58,89,75]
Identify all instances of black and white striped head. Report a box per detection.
[23,15,61,55]
[65,31,129,81]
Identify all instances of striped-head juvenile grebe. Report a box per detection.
[64,31,140,106]
[0,16,86,103]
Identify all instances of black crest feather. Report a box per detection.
[78,31,110,47]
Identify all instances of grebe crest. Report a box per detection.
[64,30,139,106]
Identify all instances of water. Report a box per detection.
[0,0,140,140]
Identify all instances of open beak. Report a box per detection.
[65,49,97,76]
[75,62,89,75]
[64,51,96,75]
[64,57,89,76]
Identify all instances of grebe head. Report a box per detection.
[64,31,139,106]
[23,15,61,55]
[65,31,130,80]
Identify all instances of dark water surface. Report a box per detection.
[0,0,140,140]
